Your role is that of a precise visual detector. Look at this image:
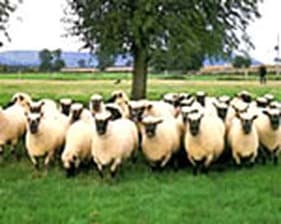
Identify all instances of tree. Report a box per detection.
[52,49,66,71]
[96,47,116,71]
[38,48,66,72]
[66,0,262,99]
[77,59,86,68]
[232,55,252,69]
[0,0,22,46]
[39,49,53,72]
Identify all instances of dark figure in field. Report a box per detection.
[259,65,267,84]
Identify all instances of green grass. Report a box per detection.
[0,77,281,224]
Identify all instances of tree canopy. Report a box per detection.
[66,0,262,99]
[0,0,22,46]
[232,55,252,68]
[39,49,65,72]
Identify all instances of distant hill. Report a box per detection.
[0,50,262,68]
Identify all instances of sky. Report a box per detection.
[1,0,281,64]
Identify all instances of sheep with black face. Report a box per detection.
[69,103,92,124]
[92,111,138,177]
[89,94,105,115]
[227,111,258,167]
[59,98,73,116]
[140,116,181,169]
[25,112,68,169]
[184,111,225,175]
[254,108,281,164]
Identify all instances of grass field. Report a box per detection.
[0,75,281,224]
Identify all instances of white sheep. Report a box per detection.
[61,120,94,176]
[89,94,106,115]
[25,112,68,169]
[227,111,258,166]
[0,104,26,157]
[254,108,281,164]
[59,98,73,116]
[8,92,32,112]
[107,90,130,118]
[184,112,225,174]
[142,100,177,118]
[69,103,93,124]
[140,116,181,168]
[92,111,138,177]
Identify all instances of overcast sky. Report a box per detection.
[1,0,281,64]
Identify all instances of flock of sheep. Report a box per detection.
[0,89,280,177]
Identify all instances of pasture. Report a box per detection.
[0,74,281,224]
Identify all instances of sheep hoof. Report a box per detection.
[97,169,104,179]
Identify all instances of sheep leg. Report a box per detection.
[96,163,104,178]
[232,152,241,166]
[202,154,213,174]
[44,150,55,170]
[273,147,280,165]
[110,158,122,178]
[160,153,172,168]
[258,145,268,165]
[30,156,39,170]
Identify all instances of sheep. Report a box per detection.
[69,103,93,124]
[212,101,229,122]
[163,93,180,107]
[217,95,231,105]
[89,94,106,115]
[184,112,225,174]
[59,98,73,116]
[142,101,177,118]
[27,98,58,117]
[25,112,68,169]
[107,90,130,118]
[92,111,139,177]
[0,104,26,158]
[254,108,281,165]
[236,90,252,103]
[227,111,258,167]
[7,92,32,112]
[140,116,181,169]
[61,120,94,176]
[264,94,274,103]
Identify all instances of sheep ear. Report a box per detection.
[147,104,153,110]
[40,112,44,118]
[212,102,218,109]
[156,119,163,125]
[40,101,45,107]
[19,95,24,101]
[252,115,258,121]
[262,110,270,117]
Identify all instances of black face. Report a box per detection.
[188,117,202,136]
[217,107,227,121]
[241,119,253,134]
[28,117,41,134]
[71,109,82,123]
[270,115,280,130]
[91,100,102,111]
[130,107,145,122]
[144,123,157,138]
[61,104,71,116]
[257,101,267,108]
[241,95,252,103]
[95,119,109,135]
[196,95,205,107]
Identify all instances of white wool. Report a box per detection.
[184,113,225,167]
[92,118,138,173]
[25,114,68,167]
[254,110,281,152]
[0,104,26,151]
[143,101,176,118]
[61,120,94,169]
[140,117,181,167]
[227,113,258,164]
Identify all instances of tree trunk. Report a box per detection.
[131,46,148,100]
